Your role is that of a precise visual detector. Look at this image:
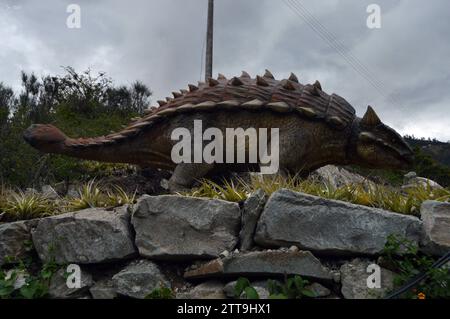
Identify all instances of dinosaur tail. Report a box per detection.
[23,124,131,163]
[23,124,68,153]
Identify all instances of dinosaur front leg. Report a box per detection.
[168,163,215,193]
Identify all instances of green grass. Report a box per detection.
[2,175,449,221]
[184,175,450,216]
[66,180,136,211]
[0,180,137,222]
[1,190,57,221]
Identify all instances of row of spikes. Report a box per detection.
[154,70,323,109]
[119,96,347,139]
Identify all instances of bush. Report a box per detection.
[0,67,151,188]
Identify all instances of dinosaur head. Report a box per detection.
[350,106,414,169]
[23,124,67,154]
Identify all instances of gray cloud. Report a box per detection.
[0,0,449,140]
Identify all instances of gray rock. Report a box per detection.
[340,259,395,299]
[306,282,331,298]
[185,250,332,281]
[41,185,59,200]
[402,175,443,191]
[66,184,79,198]
[49,268,93,299]
[89,279,118,299]
[239,189,267,251]
[112,260,170,299]
[420,201,450,255]
[224,280,271,299]
[255,189,423,255]
[132,195,241,260]
[177,281,225,299]
[403,171,418,183]
[312,165,373,189]
[0,220,33,266]
[32,206,137,264]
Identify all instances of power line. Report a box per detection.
[283,0,402,108]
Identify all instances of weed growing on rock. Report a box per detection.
[145,284,175,299]
[382,235,450,299]
[267,275,315,299]
[0,258,59,299]
[234,277,260,299]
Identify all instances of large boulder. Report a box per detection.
[239,189,267,251]
[184,250,332,281]
[254,189,423,255]
[403,172,443,191]
[312,165,373,189]
[112,260,170,299]
[32,206,137,264]
[420,201,450,255]
[0,220,34,266]
[340,259,396,299]
[132,195,241,260]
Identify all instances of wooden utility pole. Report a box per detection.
[205,0,214,80]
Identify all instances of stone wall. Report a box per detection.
[0,189,449,299]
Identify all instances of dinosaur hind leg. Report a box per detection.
[168,163,215,193]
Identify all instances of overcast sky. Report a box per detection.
[1,0,449,140]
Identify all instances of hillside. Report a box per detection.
[405,137,450,167]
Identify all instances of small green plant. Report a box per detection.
[184,179,248,202]
[2,190,57,221]
[267,275,315,299]
[67,179,105,210]
[106,185,137,207]
[0,258,59,299]
[145,284,175,299]
[233,277,260,299]
[67,180,136,211]
[382,235,450,299]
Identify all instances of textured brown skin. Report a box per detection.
[24,71,414,191]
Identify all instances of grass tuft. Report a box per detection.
[66,180,136,211]
[185,175,450,216]
[1,190,57,221]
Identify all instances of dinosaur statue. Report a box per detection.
[23,70,414,191]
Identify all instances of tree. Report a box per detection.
[0,67,152,187]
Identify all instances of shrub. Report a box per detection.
[382,235,450,299]
[267,275,315,299]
